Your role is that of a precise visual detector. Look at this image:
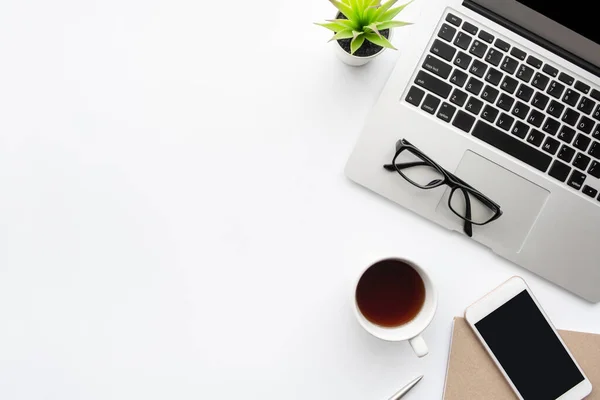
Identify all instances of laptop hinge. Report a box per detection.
[462,0,600,79]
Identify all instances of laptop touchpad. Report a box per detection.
[435,150,550,253]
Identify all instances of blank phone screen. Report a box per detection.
[475,290,584,400]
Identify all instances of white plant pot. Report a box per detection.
[333,28,394,67]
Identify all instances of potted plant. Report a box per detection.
[316,0,414,66]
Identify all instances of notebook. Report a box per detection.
[443,317,600,399]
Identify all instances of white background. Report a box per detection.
[0,0,599,399]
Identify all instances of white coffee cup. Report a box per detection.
[353,258,437,357]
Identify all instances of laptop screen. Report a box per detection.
[470,0,600,69]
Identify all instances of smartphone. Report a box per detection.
[465,277,592,400]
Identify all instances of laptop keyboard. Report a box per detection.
[405,11,600,202]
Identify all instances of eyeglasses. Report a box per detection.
[383,139,503,237]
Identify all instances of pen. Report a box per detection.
[387,375,423,400]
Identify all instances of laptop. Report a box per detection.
[345,0,600,302]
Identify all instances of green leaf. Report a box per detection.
[315,21,351,32]
[375,20,413,30]
[373,0,399,20]
[365,23,382,38]
[329,29,355,42]
[351,0,365,22]
[350,32,366,54]
[363,3,380,23]
[348,0,360,13]
[365,32,397,49]
[329,0,356,20]
[379,0,414,22]
[326,18,358,30]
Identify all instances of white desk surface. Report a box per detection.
[1,0,599,399]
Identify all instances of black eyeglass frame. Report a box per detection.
[383,139,503,228]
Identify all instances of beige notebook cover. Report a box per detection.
[443,317,600,399]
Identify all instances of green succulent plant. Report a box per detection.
[316,0,413,55]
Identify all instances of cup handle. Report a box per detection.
[409,335,428,358]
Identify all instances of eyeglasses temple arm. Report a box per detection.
[383,161,432,171]
[461,188,473,238]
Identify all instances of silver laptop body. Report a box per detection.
[345,0,600,302]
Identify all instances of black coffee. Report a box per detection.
[356,259,426,327]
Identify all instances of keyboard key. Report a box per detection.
[558,126,576,143]
[516,65,535,82]
[478,30,494,43]
[469,60,487,78]
[462,21,478,35]
[516,84,534,102]
[510,47,527,61]
[472,120,552,172]
[589,161,600,178]
[485,68,503,86]
[574,134,591,151]
[431,39,457,62]
[542,117,560,135]
[583,185,598,198]
[482,85,500,103]
[594,105,600,121]
[531,73,550,91]
[562,108,580,126]
[452,110,476,132]
[575,81,591,94]
[548,160,571,182]
[567,170,586,190]
[589,141,600,159]
[465,96,484,115]
[437,102,457,122]
[450,69,468,87]
[531,92,550,110]
[438,23,457,42]
[497,94,514,111]
[547,100,565,118]
[421,94,441,114]
[526,129,545,146]
[450,89,468,107]
[446,13,462,26]
[500,56,518,75]
[497,113,515,131]
[542,137,560,155]
[422,55,453,79]
[511,101,530,119]
[466,77,484,95]
[469,40,488,58]
[454,51,472,70]
[494,38,510,52]
[511,121,529,139]
[542,64,559,77]
[527,109,545,127]
[593,124,600,139]
[485,49,503,66]
[500,76,519,94]
[405,86,426,106]
[547,80,566,99]
[574,153,591,171]
[526,55,542,69]
[577,97,596,115]
[563,89,580,107]
[591,89,600,102]
[454,32,472,50]
[558,145,576,163]
[482,105,499,122]
[415,71,452,99]
[558,72,574,86]
[577,116,595,134]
